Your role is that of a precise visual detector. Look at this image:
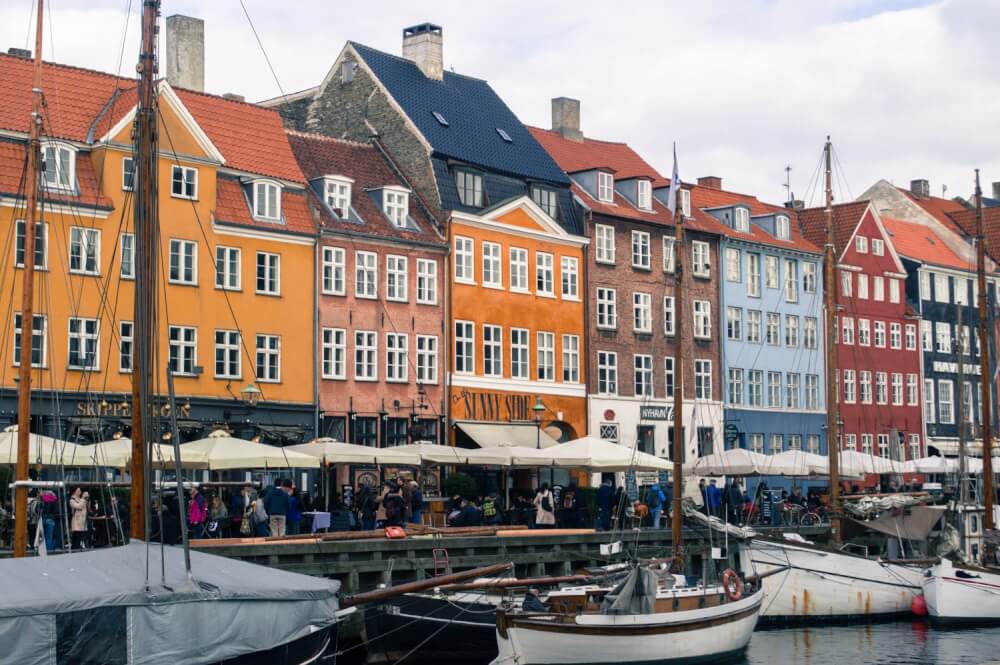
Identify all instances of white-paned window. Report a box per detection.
[454,236,474,282]
[856,236,868,253]
[845,434,858,451]
[633,292,652,332]
[748,370,763,406]
[955,278,969,305]
[875,372,888,405]
[324,177,352,216]
[692,240,711,277]
[255,334,281,382]
[767,371,782,408]
[872,238,884,256]
[693,300,711,339]
[725,247,741,282]
[860,371,872,404]
[766,312,780,345]
[889,322,902,349]
[482,325,502,377]
[695,360,712,400]
[769,434,784,454]
[843,370,857,403]
[536,252,554,295]
[663,237,676,273]
[734,208,750,232]
[806,374,819,409]
[595,225,615,264]
[15,220,47,269]
[785,315,799,347]
[417,258,438,304]
[42,142,74,190]
[13,313,46,368]
[750,433,764,454]
[892,372,903,406]
[120,233,134,279]
[69,227,100,275]
[510,328,529,379]
[920,272,932,301]
[921,320,933,351]
[775,215,790,240]
[256,251,280,295]
[803,261,817,293]
[355,251,377,298]
[841,270,852,297]
[482,242,502,288]
[532,186,559,218]
[664,357,675,398]
[935,322,951,353]
[456,170,483,207]
[905,323,917,350]
[804,317,818,349]
[562,334,580,383]
[597,288,617,329]
[727,306,742,340]
[935,273,949,303]
[634,354,653,397]
[747,253,761,296]
[784,259,798,302]
[924,379,935,423]
[321,246,346,296]
[167,325,195,375]
[118,320,132,373]
[561,257,579,298]
[598,351,618,395]
[68,318,100,370]
[386,255,408,302]
[214,330,241,379]
[807,435,820,454]
[873,276,885,301]
[789,435,802,451]
[354,331,377,381]
[786,373,800,408]
[253,180,281,221]
[747,310,762,343]
[321,328,346,379]
[857,274,869,300]
[764,255,780,290]
[597,172,614,202]
[728,368,744,406]
[680,189,692,217]
[416,335,439,384]
[383,188,409,228]
[386,333,408,382]
[632,231,650,269]
[858,318,871,346]
[663,296,675,335]
[454,321,474,374]
[909,434,921,461]
[637,180,652,210]
[907,373,919,406]
[509,248,528,292]
[536,332,555,381]
[938,379,954,424]
[170,165,197,199]
[874,320,886,348]
[216,245,241,291]
[169,239,197,285]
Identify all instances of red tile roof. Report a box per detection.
[947,207,1000,266]
[882,216,971,271]
[214,177,316,236]
[897,187,968,237]
[689,184,820,254]
[528,127,668,186]
[285,131,443,242]
[798,200,872,255]
[0,140,112,210]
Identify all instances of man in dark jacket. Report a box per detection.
[596,479,613,531]
[727,480,744,525]
[705,480,722,518]
[264,479,289,537]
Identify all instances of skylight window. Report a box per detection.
[496,128,512,143]
[432,111,449,127]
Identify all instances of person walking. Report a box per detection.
[286,481,302,535]
[207,494,228,538]
[644,483,666,528]
[187,486,207,540]
[698,478,708,514]
[595,479,613,531]
[408,480,423,525]
[358,485,377,531]
[264,478,289,537]
[69,487,88,550]
[533,483,555,529]
[727,480,744,524]
[380,481,405,527]
[705,479,722,518]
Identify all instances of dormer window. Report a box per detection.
[598,172,614,202]
[637,180,652,211]
[775,215,791,241]
[680,189,691,218]
[735,207,750,233]
[383,186,409,228]
[531,186,558,219]
[41,142,75,191]
[324,176,353,217]
[252,180,282,221]
[455,169,483,207]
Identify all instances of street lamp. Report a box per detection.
[532,396,546,449]
[240,382,262,407]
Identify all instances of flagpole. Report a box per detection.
[668,144,685,573]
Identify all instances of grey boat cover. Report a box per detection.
[0,542,339,665]
[599,566,657,615]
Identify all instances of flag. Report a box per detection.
[666,142,681,217]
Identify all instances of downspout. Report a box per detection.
[313,228,320,439]
[445,216,453,445]
[581,205,593,442]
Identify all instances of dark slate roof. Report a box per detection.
[350,42,570,186]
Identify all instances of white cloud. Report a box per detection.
[1,0,996,203]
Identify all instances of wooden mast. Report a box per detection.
[130,0,160,541]
[671,172,685,572]
[13,0,46,559]
[823,137,842,544]
[974,169,994,562]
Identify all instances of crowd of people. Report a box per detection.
[0,485,131,552]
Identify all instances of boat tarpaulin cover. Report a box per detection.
[0,541,339,665]
[846,505,947,541]
[600,566,657,615]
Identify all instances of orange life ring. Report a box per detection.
[722,569,743,601]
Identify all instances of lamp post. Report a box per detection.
[532,396,546,449]
[240,382,262,407]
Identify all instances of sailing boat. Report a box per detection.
[739,139,925,621]
[922,169,1000,623]
[491,151,763,665]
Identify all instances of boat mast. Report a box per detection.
[975,169,995,563]
[671,177,685,573]
[130,0,161,541]
[956,305,968,555]
[13,0,46,559]
[823,137,842,544]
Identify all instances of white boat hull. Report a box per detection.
[923,558,1000,624]
[741,539,922,620]
[492,590,761,665]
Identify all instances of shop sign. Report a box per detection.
[75,400,191,418]
[452,389,538,422]
[639,405,673,421]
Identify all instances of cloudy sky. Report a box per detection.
[3,0,998,203]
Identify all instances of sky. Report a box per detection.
[2,0,998,205]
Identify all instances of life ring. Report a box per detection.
[722,569,743,601]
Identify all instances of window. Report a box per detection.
[355,251,377,298]
[632,231,651,269]
[924,379,936,423]
[664,357,675,398]
[13,313,45,368]
[728,368,744,406]
[69,227,100,275]
[858,319,871,346]
[692,241,711,277]
[747,253,761,296]
[693,300,712,339]
[532,186,559,218]
[386,255,408,302]
[861,434,873,455]
[536,252,554,295]
[872,238,884,256]
[456,170,483,207]
[562,334,580,383]
[938,380,954,424]
[597,172,614,202]
[681,189,692,218]
[321,328,346,379]
[695,360,712,400]
[637,180,652,210]
[747,310,762,343]
[892,373,903,406]
[877,433,890,458]
[907,373,919,406]
[875,371,888,404]
[454,236,474,282]
[855,236,868,253]
[765,256,779,289]
[354,417,378,447]
[805,434,819,454]
[256,251,280,295]
[935,322,951,353]
[216,245,241,291]
[383,189,409,228]
[840,270,853,297]
[767,371,782,408]
[42,142,74,190]
[481,242,501,288]
[118,320,132,373]
[843,370,857,403]
[599,423,620,442]
[509,248,528,292]
[959,325,971,355]
[806,374,819,409]
[598,351,618,395]
[255,334,280,382]
[935,273,950,303]
[597,288,617,329]
[803,261,817,293]
[750,433,764,454]
[354,331,377,381]
[320,247,346,296]
[67,317,99,370]
[733,208,750,233]
[874,320,886,348]
[845,434,858,451]
[15,220,47,269]
[775,215,790,240]
[168,239,197,285]
[386,333,408,382]
[766,312,780,345]
[769,434,784,454]
[120,233,134,280]
[748,370,763,406]
[510,328,529,379]
[873,276,885,301]
[920,272,932,301]
[785,315,799,347]
[386,418,409,447]
[786,373,800,408]
[324,177,352,216]
[955,278,969,306]
[454,321,474,374]
[537,332,555,381]
[167,325,195,375]
[860,371,872,404]
[905,324,917,350]
[804,317,818,350]
[253,181,281,221]
[727,307,742,340]
[482,325,502,377]
[561,257,579,299]
[633,292,652,332]
[663,296,675,335]
[595,225,615,264]
[170,165,197,199]
[416,335,438,384]
[921,320,933,351]
[634,354,653,397]
[416,259,438,304]
[963,381,975,423]
[663,237,676,273]
[857,274,869,299]
[784,259,798,302]
[788,434,802,451]
[909,434,921,461]
[725,248,741,282]
[214,330,241,379]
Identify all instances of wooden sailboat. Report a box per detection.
[921,169,1000,624]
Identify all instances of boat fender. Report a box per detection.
[722,569,743,602]
[911,594,927,616]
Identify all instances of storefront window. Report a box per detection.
[354,416,378,447]
[386,418,409,447]
[321,416,346,441]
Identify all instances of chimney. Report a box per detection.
[910,178,930,198]
[222,93,245,102]
[402,23,443,81]
[992,182,1000,201]
[784,199,805,210]
[551,97,583,142]
[7,47,31,59]
[165,15,205,92]
[697,176,722,190]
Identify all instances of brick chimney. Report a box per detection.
[7,47,31,59]
[165,15,205,92]
[222,93,245,102]
[551,97,582,142]
[910,178,930,198]
[402,23,443,81]
[697,176,722,190]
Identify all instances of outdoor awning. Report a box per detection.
[456,422,559,449]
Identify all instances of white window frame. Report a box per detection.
[216,245,241,291]
[167,325,195,376]
[324,176,353,217]
[747,310,762,343]
[455,170,484,208]
[561,256,579,299]
[386,332,409,383]
[775,215,790,240]
[767,371,782,408]
[664,357,676,399]
[637,179,652,211]
[321,246,345,296]
[168,238,198,285]
[938,379,954,424]
[766,312,780,345]
[735,208,750,233]
[562,334,580,383]
[663,296,675,336]
[692,240,711,277]
[255,334,281,383]
[873,275,885,302]
[804,317,818,350]
[510,328,529,379]
[355,250,377,299]
[170,165,197,199]
[806,374,819,410]
[214,329,242,380]
[905,323,917,351]
[858,318,871,346]
[634,354,654,397]
[695,359,712,401]
[597,288,617,329]
[631,231,651,269]
[785,315,799,347]
[727,306,742,341]
[454,321,475,374]
[13,312,46,369]
[728,367,744,406]
[42,141,75,191]
[68,317,100,371]
[597,172,614,203]
[255,251,280,295]
[354,330,378,381]
[855,236,868,253]
[69,226,100,275]
[633,292,652,333]
[924,379,936,424]
[416,335,439,384]
[386,254,409,302]
[765,255,779,289]
[725,247,741,282]
[784,259,798,302]
[747,253,761,296]
[416,258,438,304]
[872,238,884,256]
[663,237,676,273]
[509,247,529,292]
[536,252,554,296]
[321,328,346,380]
[118,320,132,373]
[693,300,712,339]
[454,236,475,283]
[786,372,800,409]
[15,220,47,270]
[803,261,817,293]
[252,180,282,222]
[597,351,618,395]
[483,324,503,377]
[595,225,616,264]
[843,369,857,404]
[874,320,886,348]
[748,369,763,406]
[383,187,409,228]
[482,242,502,288]
[892,372,904,406]
[536,331,555,381]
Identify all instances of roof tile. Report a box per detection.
[882,216,971,271]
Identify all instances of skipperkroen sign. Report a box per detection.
[639,405,674,421]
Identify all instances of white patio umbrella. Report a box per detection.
[903,455,958,474]
[285,438,421,465]
[966,457,1000,474]
[0,425,85,467]
[838,450,903,476]
[692,448,767,476]
[460,446,517,466]
[180,429,319,470]
[374,442,469,466]
[762,450,828,477]
[549,436,673,472]
[86,437,206,469]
